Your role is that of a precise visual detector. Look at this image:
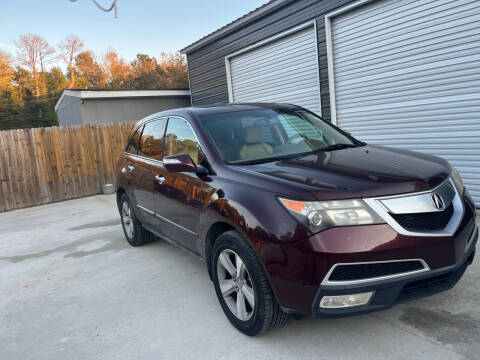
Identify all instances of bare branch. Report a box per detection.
[14,33,44,96]
[38,38,55,73]
[58,34,84,88]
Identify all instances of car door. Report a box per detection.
[154,117,213,254]
[130,118,167,228]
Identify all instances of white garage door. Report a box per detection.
[330,0,480,205]
[228,25,322,115]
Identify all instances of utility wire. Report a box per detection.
[69,0,118,18]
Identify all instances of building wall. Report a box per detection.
[56,95,83,126]
[58,96,191,126]
[185,0,355,121]
[81,97,191,125]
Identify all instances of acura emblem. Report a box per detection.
[431,193,445,211]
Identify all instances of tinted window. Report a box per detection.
[126,126,142,154]
[164,117,205,164]
[139,119,166,160]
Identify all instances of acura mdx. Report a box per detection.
[116,103,477,336]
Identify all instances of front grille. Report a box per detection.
[328,260,425,282]
[390,203,453,232]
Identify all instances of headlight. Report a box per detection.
[450,166,464,195]
[278,198,384,233]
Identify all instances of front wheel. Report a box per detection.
[212,230,288,336]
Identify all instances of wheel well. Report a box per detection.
[205,222,235,280]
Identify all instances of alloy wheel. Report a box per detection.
[216,249,255,321]
[121,201,134,239]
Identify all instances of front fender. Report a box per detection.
[197,188,311,307]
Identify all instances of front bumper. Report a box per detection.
[312,225,476,317]
[259,194,477,315]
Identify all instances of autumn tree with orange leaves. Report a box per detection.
[1,32,189,130]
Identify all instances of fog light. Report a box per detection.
[320,292,373,309]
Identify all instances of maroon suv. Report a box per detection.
[116,103,477,336]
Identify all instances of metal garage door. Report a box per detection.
[330,0,480,205]
[228,24,321,114]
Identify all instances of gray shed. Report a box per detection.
[55,89,191,126]
[181,0,480,206]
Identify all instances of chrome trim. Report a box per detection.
[124,115,207,162]
[378,181,455,214]
[163,158,182,165]
[124,152,164,165]
[321,259,430,286]
[155,175,165,184]
[138,204,197,236]
[137,204,155,216]
[154,213,197,237]
[364,179,464,237]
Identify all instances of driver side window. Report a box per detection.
[164,117,205,164]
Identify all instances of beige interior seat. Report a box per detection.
[240,127,273,160]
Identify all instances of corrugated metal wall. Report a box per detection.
[229,26,322,114]
[185,0,355,121]
[332,0,480,204]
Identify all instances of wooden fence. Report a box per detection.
[0,122,133,212]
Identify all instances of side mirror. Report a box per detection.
[163,154,197,173]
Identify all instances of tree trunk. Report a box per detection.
[33,70,40,97]
[69,64,75,88]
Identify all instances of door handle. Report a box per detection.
[155,175,165,184]
[127,164,135,172]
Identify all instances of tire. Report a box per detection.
[119,193,154,247]
[212,230,288,336]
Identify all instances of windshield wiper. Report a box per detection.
[233,155,298,166]
[321,143,362,151]
[302,143,364,155]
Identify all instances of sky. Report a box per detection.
[0,0,268,67]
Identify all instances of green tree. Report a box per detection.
[44,67,67,95]
[130,53,160,89]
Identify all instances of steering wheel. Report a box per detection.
[287,133,309,144]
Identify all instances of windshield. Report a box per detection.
[199,108,363,164]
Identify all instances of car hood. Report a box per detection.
[239,145,451,200]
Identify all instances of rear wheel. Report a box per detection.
[212,230,288,336]
[119,193,153,247]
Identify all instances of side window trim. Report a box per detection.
[125,116,168,162]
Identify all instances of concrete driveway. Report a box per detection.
[0,195,479,360]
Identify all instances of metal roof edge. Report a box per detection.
[180,0,292,54]
[55,89,191,112]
